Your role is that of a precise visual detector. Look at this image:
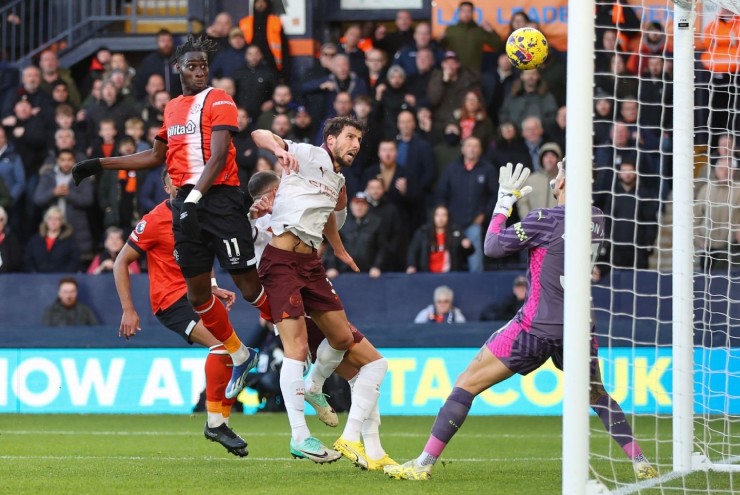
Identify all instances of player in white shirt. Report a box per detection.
[247,170,398,470]
[252,117,377,463]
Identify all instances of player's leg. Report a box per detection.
[303,318,339,427]
[155,299,247,456]
[304,309,354,396]
[277,316,341,463]
[332,334,397,471]
[585,338,658,480]
[231,268,273,322]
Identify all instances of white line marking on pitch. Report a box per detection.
[0,430,560,439]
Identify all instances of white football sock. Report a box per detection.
[280,357,311,443]
[362,401,384,459]
[343,358,387,443]
[207,412,224,428]
[305,339,346,394]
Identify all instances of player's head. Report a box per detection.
[161,168,175,198]
[550,156,566,203]
[248,170,281,201]
[174,35,218,94]
[323,116,365,169]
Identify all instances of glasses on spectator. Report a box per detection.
[322,51,337,57]
[436,299,452,304]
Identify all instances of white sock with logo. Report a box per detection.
[280,357,311,443]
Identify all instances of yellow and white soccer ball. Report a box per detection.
[505,27,549,71]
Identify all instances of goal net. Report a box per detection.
[581,0,740,493]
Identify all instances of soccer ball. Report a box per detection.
[506,27,549,70]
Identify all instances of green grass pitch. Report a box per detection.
[0,414,735,494]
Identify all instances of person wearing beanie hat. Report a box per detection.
[516,142,562,218]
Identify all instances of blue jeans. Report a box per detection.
[465,223,483,273]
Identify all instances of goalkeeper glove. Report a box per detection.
[493,162,533,217]
[72,158,102,186]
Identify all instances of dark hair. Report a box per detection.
[173,34,218,64]
[428,204,452,251]
[117,135,136,148]
[157,29,173,38]
[247,170,280,199]
[322,116,365,143]
[160,166,169,185]
[459,1,474,9]
[57,148,75,158]
[378,137,397,148]
[58,276,78,288]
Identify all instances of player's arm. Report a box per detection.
[113,242,143,340]
[210,269,236,311]
[251,129,299,173]
[323,211,359,272]
[72,139,167,185]
[190,129,231,197]
[484,163,534,258]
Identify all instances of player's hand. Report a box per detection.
[275,148,299,174]
[334,248,359,273]
[119,308,141,340]
[249,195,273,219]
[180,201,202,239]
[72,158,102,185]
[494,162,533,217]
[213,286,236,311]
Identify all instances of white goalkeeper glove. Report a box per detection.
[493,162,533,217]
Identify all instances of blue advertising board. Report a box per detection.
[0,347,737,415]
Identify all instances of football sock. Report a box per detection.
[418,387,474,466]
[205,345,230,428]
[222,397,236,426]
[281,357,311,443]
[305,339,346,395]
[248,286,273,321]
[362,401,384,460]
[343,358,386,443]
[592,394,643,460]
[194,296,251,365]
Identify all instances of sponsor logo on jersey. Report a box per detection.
[135,220,147,234]
[307,179,339,202]
[212,99,236,107]
[167,121,196,137]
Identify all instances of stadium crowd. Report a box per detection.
[0,0,737,278]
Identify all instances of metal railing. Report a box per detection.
[0,0,200,65]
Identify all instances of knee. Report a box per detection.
[327,329,354,351]
[187,291,211,309]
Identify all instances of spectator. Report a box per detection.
[547,105,567,153]
[594,53,639,101]
[33,148,94,258]
[300,54,369,121]
[361,139,408,216]
[234,45,278,121]
[340,24,369,84]
[88,118,118,162]
[108,53,136,97]
[38,49,81,109]
[289,105,315,145]
[479,275,527,321]
[406,204,473,273]
[427,50,479,136]
[405,48,437,109]
[595,28,624,74]
[638,56,673,132]
[143,89,170,128]
[498,69,558,130]
[210,27,248,83]
[593,122,638,210]
[395,109,437,231]
[413,285,467,324]
[135,74,165,123]
[594,93,616,145]
[375,65,414,139]
[627,21,672,75]
[270,113,292,140]
[42,277,99,326]
[124,117,151,153]
[517,142,561,218]
[442,1,502,76]
[233,107,259,190]
[601,161,660,270]
[536,36,567,108]
[595,0,640,52]
[434,123,462,180]
[98,136,138,229]
[0,206,22,273]
[374,9,415,59]
[365,177,406,271]
[256,84,296,131]
[436,136,498,272]
[485,121,531,169]
[43,125,86,171]
[213,77,236,98]
[137,164,168,215]
[314,91,354,145]
[0,126,25,218]
[694,156,740,271]
[205,12,235,51]
[325,192,385,279]
[521,116,548,171]
[300,42,337,125]
[364,48,388,91]
[24,205,80,273]
[85,79,137,143]
[393,22,444,77]
[485,53,519,127]
[1,65,54,120]
[238,0,291,77]
[452,89,495,148]
[88,226,140,275]
[714,133,739,165]
[132,29,182,98]
[416,105,436,142]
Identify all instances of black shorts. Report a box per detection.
[171,185,257,278]
[155,295,199,344]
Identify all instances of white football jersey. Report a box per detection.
[268,140,345,248]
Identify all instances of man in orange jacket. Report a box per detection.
[239,0,291,78]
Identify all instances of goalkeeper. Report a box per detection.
[386,161,658,481]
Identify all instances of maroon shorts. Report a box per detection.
[258,244,344,323]
[306,318,365,364]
